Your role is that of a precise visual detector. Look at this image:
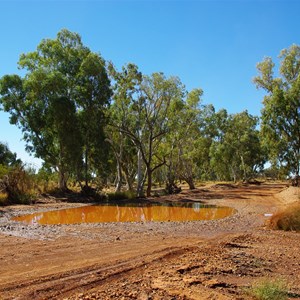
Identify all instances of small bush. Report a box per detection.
[270,203,300,231]
[248,278,288,300]
[107,191,136,202]
[80,185,107,202]
[0,164,36,205]
[34,169,59,193]
[0,192,7,206]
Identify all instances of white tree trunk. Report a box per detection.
[137,149,144,197]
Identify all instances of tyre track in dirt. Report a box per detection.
[0,243,199,299]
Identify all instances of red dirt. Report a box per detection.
[0,183,299,299]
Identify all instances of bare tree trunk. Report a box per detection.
[115,160,122,192]
[85,147,89,187]
[185,176,196,190]
[124,170,134,191]
[231,168,237,183]
[179,158,196,190]
[137,149,144,197]
[165,163,179,194]
[240,155,247,181]
[58,168,68,191]
[146,167,152,197]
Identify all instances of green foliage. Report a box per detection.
[35,167,59,193]
[261,166,287,180]
[0,164,9,178]
[0,164,36,205]
[254,44,300,178]
[2,31,298,196]
[107,190,136,201]
[248,278,289,300]
[209,110,266,182]
[164,87,204,190]
[107,63,141,193]
[109,63,187,196]
[0,29,111,191]
[0,142,21,166]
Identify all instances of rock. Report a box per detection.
[176,264,199,274]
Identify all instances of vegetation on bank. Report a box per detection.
[0,29,299,203]
[248,278,289,300]
[270,203,300,232]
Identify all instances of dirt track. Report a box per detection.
[0,183,299,299]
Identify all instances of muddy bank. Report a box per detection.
[0,184,279,241]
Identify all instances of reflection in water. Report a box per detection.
[192,202,201,212]
[13,202,235,225]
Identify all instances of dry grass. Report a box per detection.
[269,203,300,231]
[277,186,300,204]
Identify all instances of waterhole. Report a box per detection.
[12,202,235,225]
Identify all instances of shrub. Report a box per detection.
[107,191,136,202]
[270,203,300,231]
[0,164,36,205]
[79,185,106,202]
[0,192,7,206]
[34,168,59,193]
[248,278,288,300]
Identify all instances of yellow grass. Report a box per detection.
[269,202,300,231]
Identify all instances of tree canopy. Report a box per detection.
[0,142,20,166]
[254,44,300,178]
[0,29,111,190]
[1,29,297,196]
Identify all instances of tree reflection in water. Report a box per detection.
[13,202,236,225]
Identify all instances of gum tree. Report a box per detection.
[0,29,111,190]
[108,63,142,193]
[210,111,265,182]
[109,64,185,196]
[164,88,204,190]
[254,44,300,180]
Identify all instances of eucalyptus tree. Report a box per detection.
[0,29,111,190]
[141,73,188,196]
[254,44,300,179]
[107,63,141,192]
[164,88,204,190]
[195,104,219,180]
[109,64,186,196]
[76,52,111,186]
[207,109,230,180]
[210,111,265,182]
[105,127,137,192]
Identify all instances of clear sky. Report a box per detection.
[0,0,299,168]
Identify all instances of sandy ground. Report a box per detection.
[0,183,299,300]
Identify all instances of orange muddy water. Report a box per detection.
[12,203,235,225]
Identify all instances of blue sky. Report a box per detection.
[0,0,299,167]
